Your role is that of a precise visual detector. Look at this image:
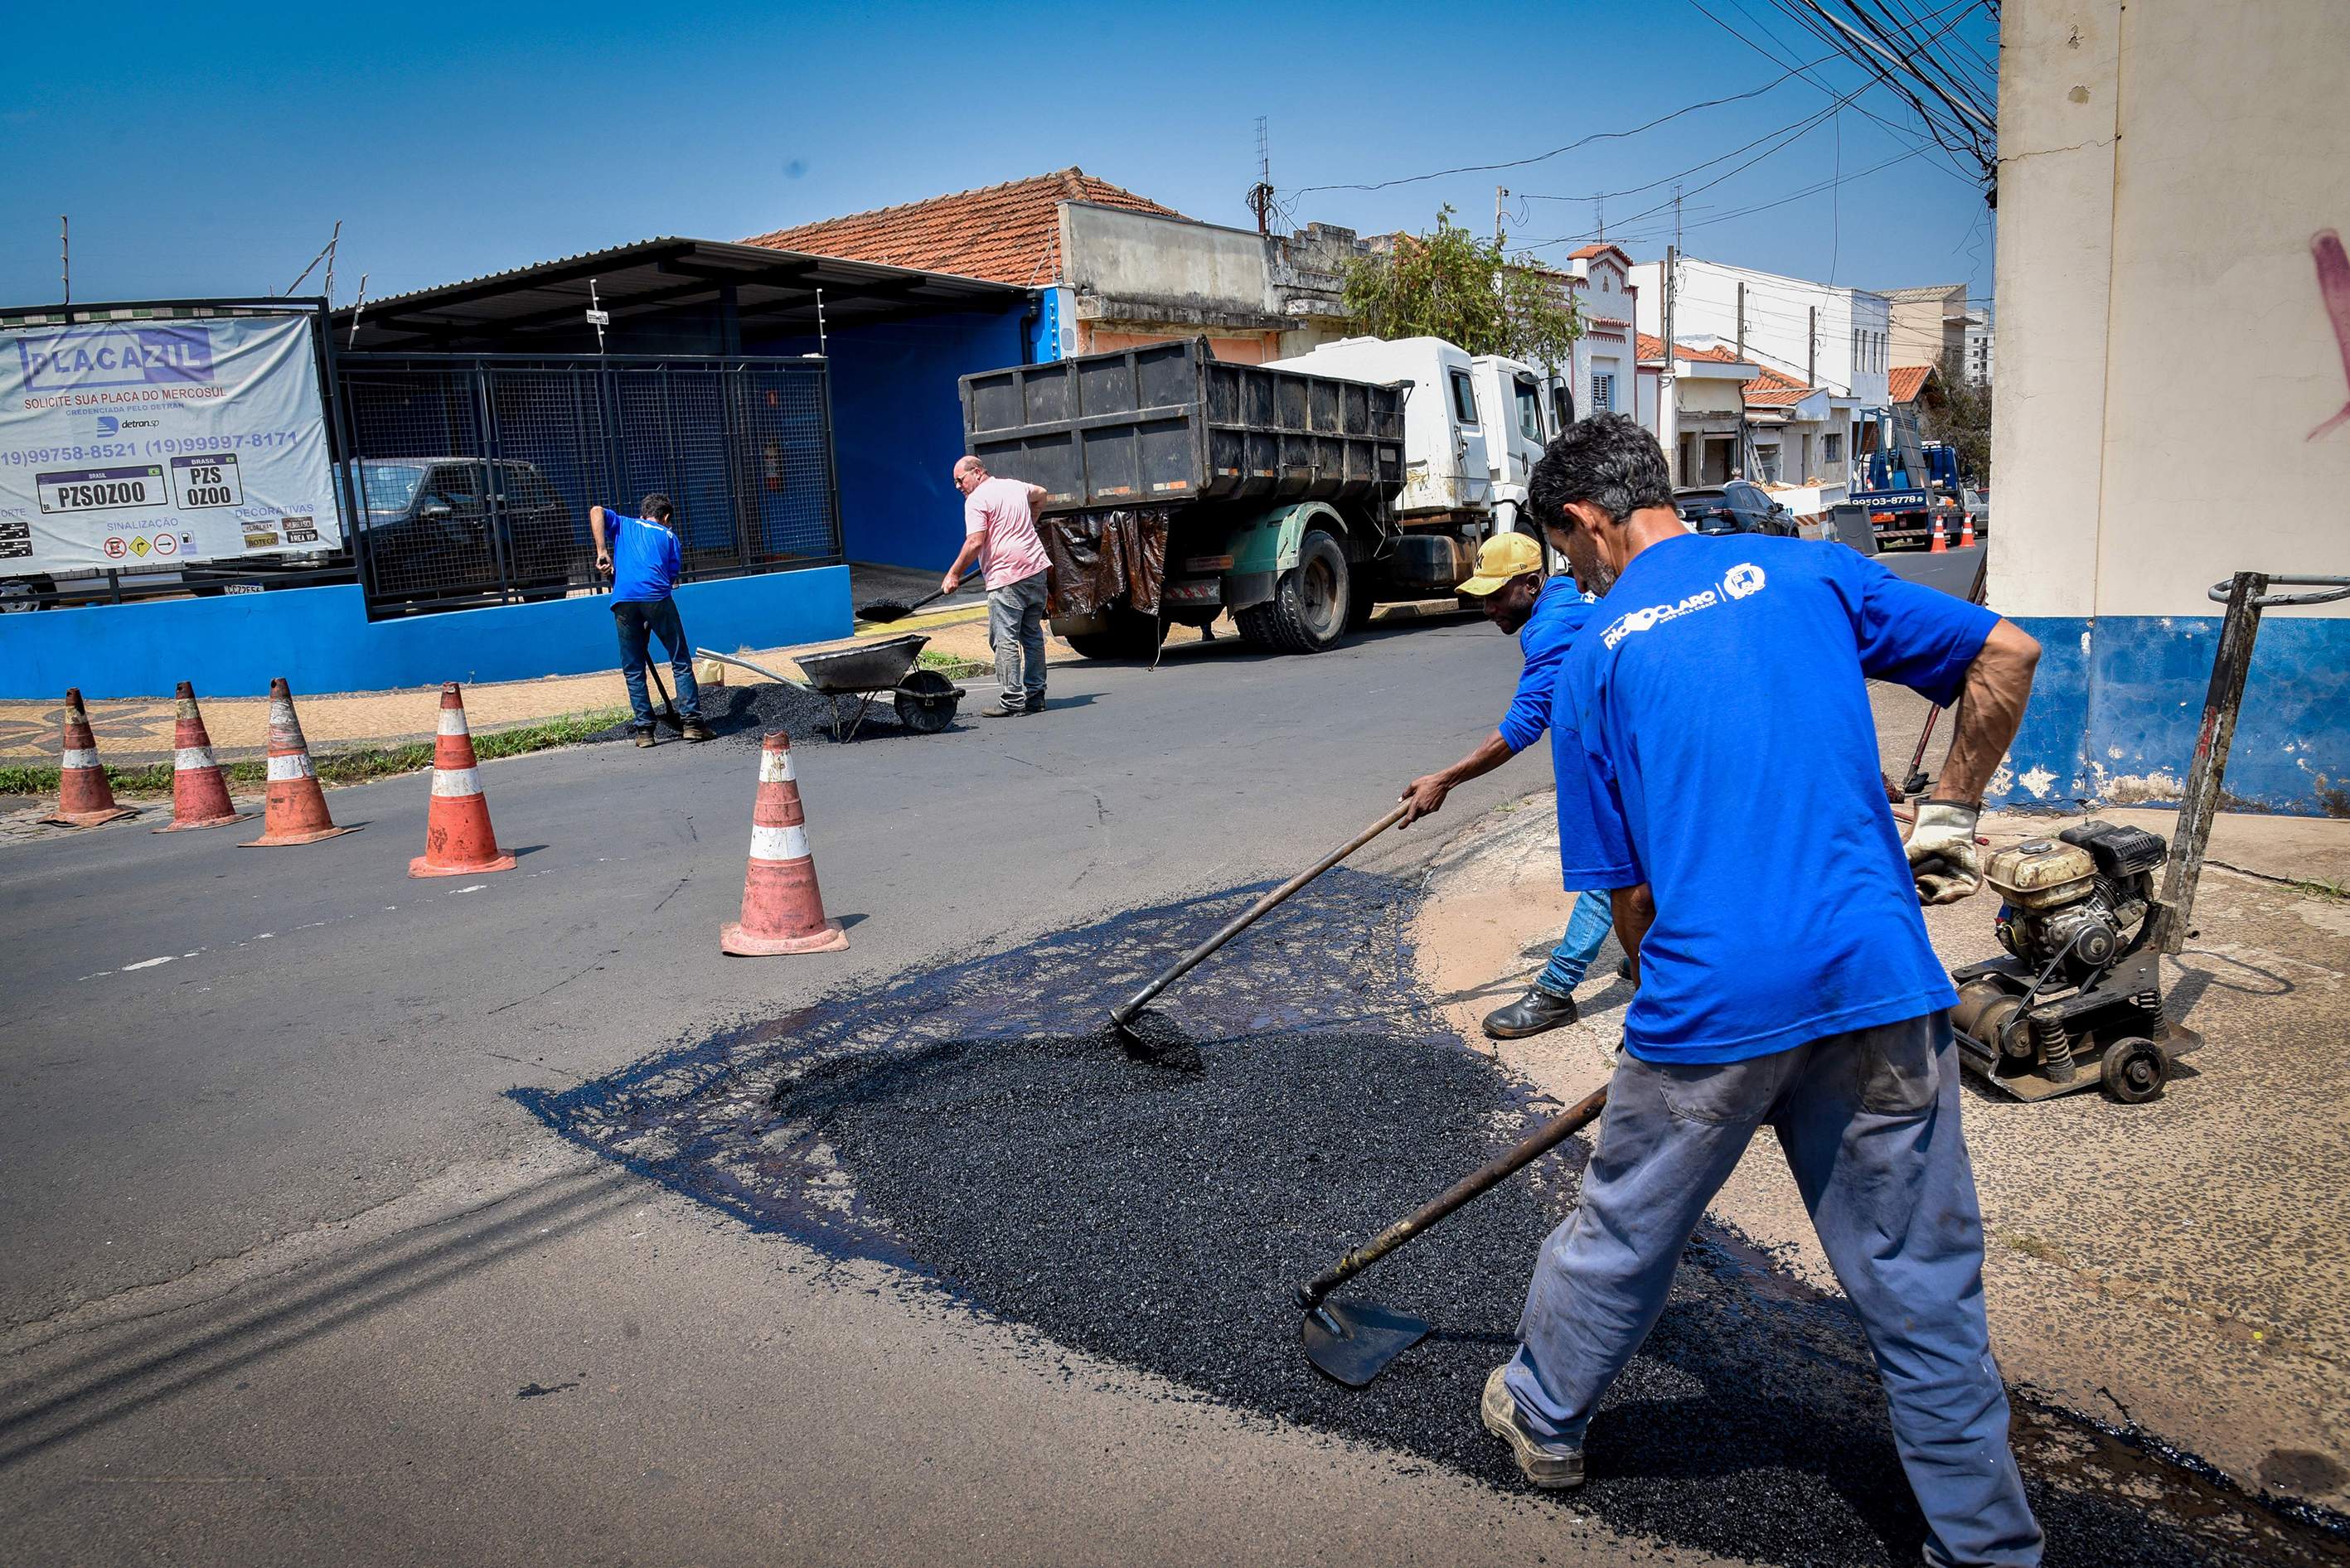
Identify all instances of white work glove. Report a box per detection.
[1905,800,1982,906]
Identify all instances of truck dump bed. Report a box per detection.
[961,338,1404,515]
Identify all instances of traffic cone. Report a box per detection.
[720,731,848,956]
[1930,514,1949,553]
[242,678,359,848]
[41,688,137,828]
[154,682,252,832]
[1958,512,1976,549]
[408,682,516,877]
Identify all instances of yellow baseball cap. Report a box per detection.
[1456,532,1545,597]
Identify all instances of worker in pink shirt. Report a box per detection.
[943,456,1054,718]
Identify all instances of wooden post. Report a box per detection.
[2153,571,2267,954]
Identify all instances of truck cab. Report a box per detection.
[1468,354,1567,545]
[1265,336,1491,520]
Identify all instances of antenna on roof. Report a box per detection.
[60,215,70,308]
[1246,116,1276,236]
[587,278,608,353]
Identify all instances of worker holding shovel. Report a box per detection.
[1398,531,1630,1039]
[1484,415,2044,1568]
[591,494,711,747]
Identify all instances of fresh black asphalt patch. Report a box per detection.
[519,870,2348,1567]
[590,680,960,747]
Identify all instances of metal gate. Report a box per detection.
[335,354,841,617]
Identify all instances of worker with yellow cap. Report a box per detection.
[1399,531,1635,1038]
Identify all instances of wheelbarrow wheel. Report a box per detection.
[893,669,962,734]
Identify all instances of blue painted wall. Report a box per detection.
[1995,613,2350,815]
[756,305,1030,572]
[0,567,850,700]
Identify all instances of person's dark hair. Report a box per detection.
[1529,413,1673,528]
[638,492,675,524]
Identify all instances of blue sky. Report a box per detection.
[2,0,1997,313]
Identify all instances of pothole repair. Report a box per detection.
[517,870,2348,1568]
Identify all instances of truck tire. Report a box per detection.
[1235,529,1350,654]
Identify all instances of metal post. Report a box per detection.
[2153,571,2266,955]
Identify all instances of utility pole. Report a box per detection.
[1592,197,1605,241]
[1495,186,1508,244]
[1736,279,1747,361]
[59,215,70,307]
[1807,305,1817,389]
[1662,244,1679,482]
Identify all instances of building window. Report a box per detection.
[1450,370,1479,425]
[1824,431,1844,463]
[1591,372,1615,412]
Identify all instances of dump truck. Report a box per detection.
[958,336,1561,658]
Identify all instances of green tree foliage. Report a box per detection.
[1922,349,1992,482]
[1341,207,1582,370]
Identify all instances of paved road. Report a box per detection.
[7,612,1727,1565]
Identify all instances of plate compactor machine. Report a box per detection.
[1942,569,2350,1106]
[1948,821,2199,1104]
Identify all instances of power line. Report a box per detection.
[1286,50,1843,199]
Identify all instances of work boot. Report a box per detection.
[1022,694,1047,714]
[1482,986,1579,1040]
[681,719,713,743]
[632,729,657,748]
[981,700,1028,720]
[1480,1367,1584,1490]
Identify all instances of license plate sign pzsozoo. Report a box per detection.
[170,452,244,509]
[36,464,169,515]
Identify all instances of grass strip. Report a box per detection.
[0,708,629,799]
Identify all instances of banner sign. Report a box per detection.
[0,312,345,574]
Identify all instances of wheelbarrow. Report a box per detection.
[697,637,964,743]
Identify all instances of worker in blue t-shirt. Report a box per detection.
[1398,530,1632,1039]
[590,493,710,747]
[1478,416,2045,1568]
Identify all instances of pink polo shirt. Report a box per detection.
[962,476,1052,591]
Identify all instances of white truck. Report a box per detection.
[959,335,1575,658]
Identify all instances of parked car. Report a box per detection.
[1674,481,1796,537]
[349,457,582,605]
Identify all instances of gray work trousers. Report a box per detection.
[989,569,1049,707]
[1504,1014,2042,1568]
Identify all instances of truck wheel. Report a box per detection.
[1344,573,1376,632]
[1235,530,1350,654]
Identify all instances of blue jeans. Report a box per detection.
[1504,1014,2041,1567]
[613,598,701,729]
[1534,889,1616,995]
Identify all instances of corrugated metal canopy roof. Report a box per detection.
[334,237,1025,351]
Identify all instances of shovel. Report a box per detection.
[856,580,968,624]
[1107,801,1409,1061]
[1296,1084,1609,1387]
[645,662,686,735]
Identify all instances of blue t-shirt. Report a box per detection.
[608,511,682,603]
[1560,533,1997,1064]
[1497,577,1592,754]
[1488,576,1638,895]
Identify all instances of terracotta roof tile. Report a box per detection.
[1742,365,1818,407]
[1639,335,1752,367]
[1887,364,1936,404]
[742,167,1187,287]
[1567,243,1632,268]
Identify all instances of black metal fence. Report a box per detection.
[336,354,841,617]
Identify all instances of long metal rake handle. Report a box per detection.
[1295,1085,1610,1311]
[1110,801,1410,1028]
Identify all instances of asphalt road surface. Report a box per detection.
[0,547,2046,1567]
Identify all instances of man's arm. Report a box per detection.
[1610,883,1655,984]
[1400,731,1514,825]
[942,531,985,595]
[589,506,612,578]
[1907,619,2041,903]
[1026,483,1048,513]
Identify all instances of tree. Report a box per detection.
[1341,207,1582,371]
[1921,349,1992,482]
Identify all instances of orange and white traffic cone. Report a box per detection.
[1930,514,1949,553]
[155,681,252,832]
[41,688,138,828]
[720,731,848,956]
[408,682,516,877]
[242,678,358,848]
[1958,512,1976,549]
